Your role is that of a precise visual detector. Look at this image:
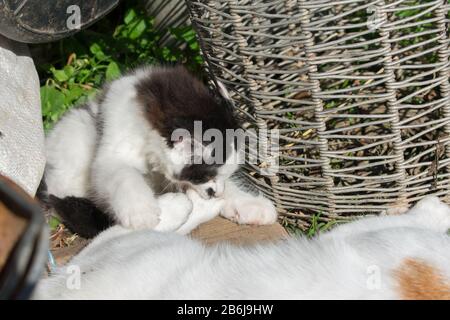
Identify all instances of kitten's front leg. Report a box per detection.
[221,179,278,225]
[92,160,162,229]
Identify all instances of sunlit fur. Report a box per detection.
[34,196,450,299]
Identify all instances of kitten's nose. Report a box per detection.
[206,188,215,198]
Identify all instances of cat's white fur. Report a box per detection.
[44,67,277,233]
[34,196,450,299]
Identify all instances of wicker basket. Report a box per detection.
[186,0,450,228]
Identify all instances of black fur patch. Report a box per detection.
[48,195,114,239]
[135,65,238,145]
[178,164,218,185]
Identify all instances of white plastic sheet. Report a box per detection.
[0,35,45,196]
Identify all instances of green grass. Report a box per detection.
[283,214,338,237]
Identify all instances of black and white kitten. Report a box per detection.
[41,66,277,237]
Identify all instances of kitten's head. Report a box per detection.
[136,65,241,198]
[166,136,240,198]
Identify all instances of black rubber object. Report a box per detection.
[0,0,120,43]
[0,176,48,300]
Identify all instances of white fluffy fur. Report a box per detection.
[34,196,450,299]
[44,67,277,233]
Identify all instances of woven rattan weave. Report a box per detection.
[186,0,450,227]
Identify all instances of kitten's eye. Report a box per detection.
[191,177,206,184]
[190,175,214,185]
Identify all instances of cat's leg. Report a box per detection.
[176,189,225,235]
[91,159,161,229]
[91,155,192,230]
[45,106,97,198]
[323,196,450,239]
[221,179,278,225]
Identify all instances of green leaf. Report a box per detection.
[48,216,61,231]
[51,68,69,82]
[106,61,121,81]
[128,19,147,39]
[124,8,137,25]
[63,85,85,105]
[89,43,101,54]
[89,43,107,60]
[182,29,197,43]
[189,41,199,51]
[93,73,104,86]
[63,65,75,78]
[170,27,195,42]
[40,86,65,115]
[170,27,199,51]
[194,55,203,65]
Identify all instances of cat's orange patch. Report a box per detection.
[395,258,450,300]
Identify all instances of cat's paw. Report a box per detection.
[186,189,225,217]
[175,189,225,235]
[118,202,161,230]
[222,196,278,225]
[154,192,193,232]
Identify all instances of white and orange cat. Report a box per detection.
[34,196,450,299]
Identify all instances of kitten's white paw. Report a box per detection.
[176,189,225,235]
[119,203,161,230]
[187,189,225,217]
[222,196,277,225]
[154,192,193,232]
